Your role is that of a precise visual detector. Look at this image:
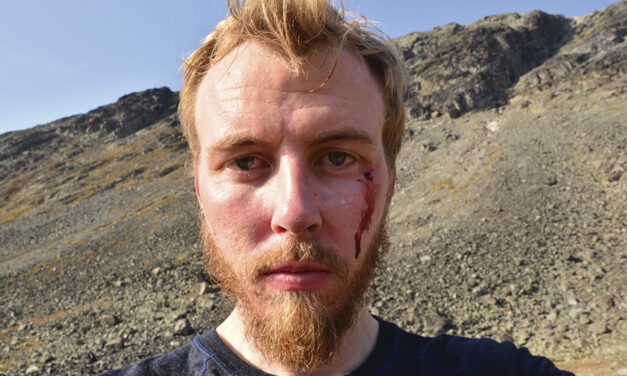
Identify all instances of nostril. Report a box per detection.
[306,222,321,233]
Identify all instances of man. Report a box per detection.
[102,0,572,375]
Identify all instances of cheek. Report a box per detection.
[317,184,361,209]
[198,178,267,247]
[316,180,371,252]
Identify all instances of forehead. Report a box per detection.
[194,41,384,145]
[206,41,380,96]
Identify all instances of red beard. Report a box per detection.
[200,216,389,371]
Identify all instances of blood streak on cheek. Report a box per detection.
[354,170,376,259]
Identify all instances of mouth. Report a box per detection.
[262,262,331,291]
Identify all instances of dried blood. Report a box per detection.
[354,170,376,259]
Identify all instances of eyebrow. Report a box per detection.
[209,128,375,153]
[309,129,375,147]
[210,135,271,152]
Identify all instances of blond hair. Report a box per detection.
[179,0,406,170]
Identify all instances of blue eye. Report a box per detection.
[235,156,255,170]
[328,152,348,166]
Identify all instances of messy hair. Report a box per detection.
[179,0,407,171]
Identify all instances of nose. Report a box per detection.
[270,158,322,237]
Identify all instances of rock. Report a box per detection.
[589,321,608,335]
[40,353,55,363]
[96,338,107,349]
[100,314,120,327]
[497,332,514,343]
[486,120,500,132]
[566,291,579,306]
[422,142,438,152]
[546,309,558,322]
[545,176,558,186]
[82,351,97,364]
[197,281,209,295]
[199,297,216,311]
[105,338,125,352]
[398,11,570,120]
[170,310,187,322]
[607,170,622,182]
[25,365,40,374]
[173,319,194,336]
[568,307,583,319]
[422,309,451,334]
[151,267,162,276]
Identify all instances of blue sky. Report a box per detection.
[0,0,619,135]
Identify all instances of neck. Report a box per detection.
[216,305,379,376]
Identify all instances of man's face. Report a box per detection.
[194,41,392,369]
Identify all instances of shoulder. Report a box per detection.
[417,334,573,375]
[97,335,214,376]
[97,342,194,376]
[366,317,573,376]
[96,330,252,376]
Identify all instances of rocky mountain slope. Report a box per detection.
[1,2,625,375]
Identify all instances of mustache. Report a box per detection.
[245,239,350,283]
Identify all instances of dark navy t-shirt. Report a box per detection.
[100,316,573,375]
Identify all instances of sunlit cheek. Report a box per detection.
[316,185,353,207]
[201,180,268,244]
[316,181,367,251]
